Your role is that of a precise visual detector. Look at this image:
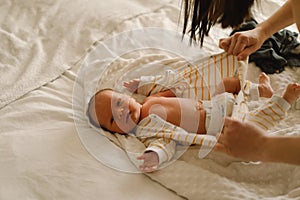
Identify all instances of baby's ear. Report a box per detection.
[87,106,100,128]
[86,95,101,127]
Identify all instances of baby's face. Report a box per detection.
[94,90,142,133]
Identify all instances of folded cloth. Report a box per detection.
[231,19,300,74]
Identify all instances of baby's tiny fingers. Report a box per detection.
[143,166,155,173]
[136,155,145,160]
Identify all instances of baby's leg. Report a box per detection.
[214,72,274,98]
[214,77,241,96]
[282,83,300,105]
[243,72,274,100]
[257,72,274,98]
[245,83,299,131]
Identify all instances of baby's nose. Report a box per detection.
[118,107,124,113]
[116,107,125,118]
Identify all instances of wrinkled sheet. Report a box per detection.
[1,0,300,199]
[0,0,172,108]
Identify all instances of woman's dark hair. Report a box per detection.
[182,0,255,46]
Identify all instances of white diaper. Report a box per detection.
[243,80,259,101]
[202,93,235,136]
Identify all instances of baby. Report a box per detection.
[88,73,300,172]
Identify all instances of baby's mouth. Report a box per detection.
[126,111,131,123]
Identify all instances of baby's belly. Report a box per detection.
[142,97,206,134]
[174,98,206,134]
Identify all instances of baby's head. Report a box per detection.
[87,89,142,134]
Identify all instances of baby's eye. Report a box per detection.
[116,98,121,106]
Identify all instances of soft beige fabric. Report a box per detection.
[1,0,300,199]
[0,0,172,109]
[0,71,183,200]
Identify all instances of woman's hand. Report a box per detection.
[219,27,267,60]
[214,117,267,161]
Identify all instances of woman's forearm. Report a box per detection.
[263,136,300,165]
[258,0,295,39]
[291,0,300,31]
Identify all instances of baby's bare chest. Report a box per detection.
[141,97,202,126]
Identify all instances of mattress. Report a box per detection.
[1,0,299,199]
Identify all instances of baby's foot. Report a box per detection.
[282,83,300,105]
[258,72,274,98]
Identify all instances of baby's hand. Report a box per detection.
[137,151,159,173]
[123,79,140,93]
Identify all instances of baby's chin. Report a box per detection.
[131,111,140,126]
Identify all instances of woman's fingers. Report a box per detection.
[233,34,249,56]
[223,117,234,128]
[227,35,238,55]
[219,30,260,59]
[219,38,230,51]
[213,143,227,153]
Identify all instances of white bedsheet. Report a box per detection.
[0,71,182,200]
[1,0,300,199]
[0,0,172,109]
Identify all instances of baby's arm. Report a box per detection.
[137,138,176,173]
[123,69,177,96]
[123,79,175,97]
[123,79,140,93]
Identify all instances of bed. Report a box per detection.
[1,0,299,199]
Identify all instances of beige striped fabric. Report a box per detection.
[137,52,245,101]
[135,114,216,164]
[246,95,291,130]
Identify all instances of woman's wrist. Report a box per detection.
[250,133,271,162]
[261,136,299,164]
[260,135,275,162]
[256,22,273,42]
[257,0,295,41]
